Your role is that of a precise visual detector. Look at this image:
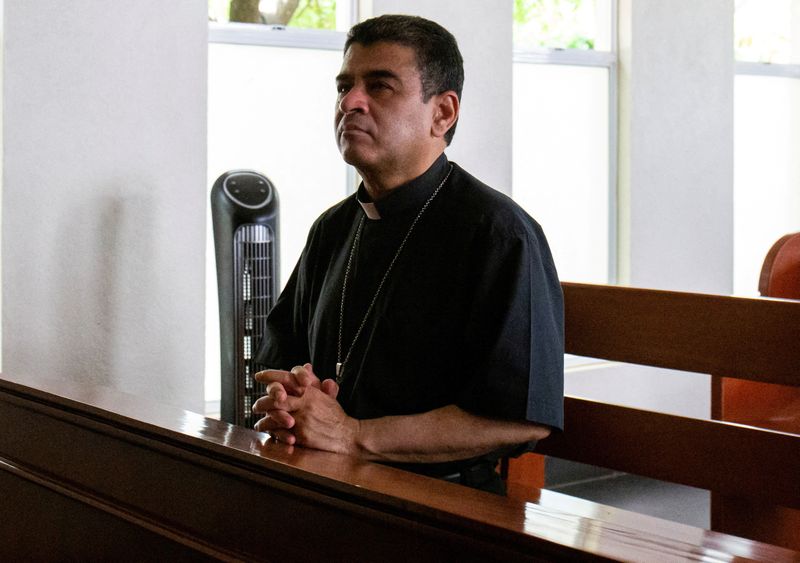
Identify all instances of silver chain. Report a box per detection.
[336,164,454,384]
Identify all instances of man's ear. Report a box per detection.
[431,91,460,139]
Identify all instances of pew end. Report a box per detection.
[713,231,800,546]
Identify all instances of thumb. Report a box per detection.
[321,378,339,399]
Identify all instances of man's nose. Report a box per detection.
[338,86,368,114]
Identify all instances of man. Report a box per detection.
[253,14,563,494]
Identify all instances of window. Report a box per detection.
[209,0,353,31]
[735,0,799,64]
[733,0,800,294]
[206,2,355,413]
[511,0,617,284]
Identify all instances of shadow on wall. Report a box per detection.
[51,183,157,394]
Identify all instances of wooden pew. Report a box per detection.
[2,370,797,561]
[507,282,800,551]
[713,232,800,545]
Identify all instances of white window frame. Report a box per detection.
[512,0,619,284]
[733,59,800,295]
[208,16,360,193]
[209,22,346,50]
[736,60,800,79]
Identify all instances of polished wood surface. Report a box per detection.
[711,232,800,549]
[562,282,800,387]
[536,397,800,509]
[3,371,798,561]
[509,282,800,550]
[759,232,800,297]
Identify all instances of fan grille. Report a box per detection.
[233,223,275,428]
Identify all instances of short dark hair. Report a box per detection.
[345,14,464,145]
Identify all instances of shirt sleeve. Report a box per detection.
[455,222,564,431]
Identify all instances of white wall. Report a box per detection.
[0,1,4,371]
[573,0,735,419]
[620,0,734,294]
[2,1,208,412]
[372,0,513,194]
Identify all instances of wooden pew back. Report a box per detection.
[714,232,800,546]
[530,282,800,548]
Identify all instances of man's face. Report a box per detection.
[334,41,440,178]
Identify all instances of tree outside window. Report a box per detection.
[735,0,798,64]
[514,0,602,51]
[209,0,337,30]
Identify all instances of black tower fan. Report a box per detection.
[211,170,279,427]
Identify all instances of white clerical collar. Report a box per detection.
[356,186,382,220]
[355,154,449,221]
[358,199,381,220]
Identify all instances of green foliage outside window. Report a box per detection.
[734,0,795,64]
[514,0,596,50]
[209,0,336,30]
[290,0,336,29]
[208,0,604,50]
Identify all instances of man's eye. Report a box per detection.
[336,84,350,94]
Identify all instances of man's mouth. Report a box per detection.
[339,123,370,136]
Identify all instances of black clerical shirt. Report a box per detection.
[256,153,564,474]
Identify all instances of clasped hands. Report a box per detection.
[253,363,361,456]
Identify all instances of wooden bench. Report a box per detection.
[1,369,798,561]
[714,232,800,546]
[506,282,800,551]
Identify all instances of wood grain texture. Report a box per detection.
[712,232,800,549]
[3,372,798,562]
[562,282,800,387]
[511,282,800,551]
[534,397,800,509]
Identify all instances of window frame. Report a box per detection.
[736,60,800,79]
[208,22,359,192]
[511,0,620,284]
[209,22,346,50]
[733,59,800,295]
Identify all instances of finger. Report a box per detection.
[255,369,304,395]
[254,369,292,384]
[290,364,320,393]
[257,417,294,435]
[321,378,339,399]
[264,409,295,429]
[253,392,301,414]
[252,383,285,413]
[267,382,287,402]
[254,414,295,432]
[268,430,296,445]
[252,396,265,414]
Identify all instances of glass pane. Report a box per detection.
[513,0,613,51]
[208,43,347,285]
[735,0,800,63]
[734,74,800,295]
[512,63,610,283]
[209,0,349,31]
